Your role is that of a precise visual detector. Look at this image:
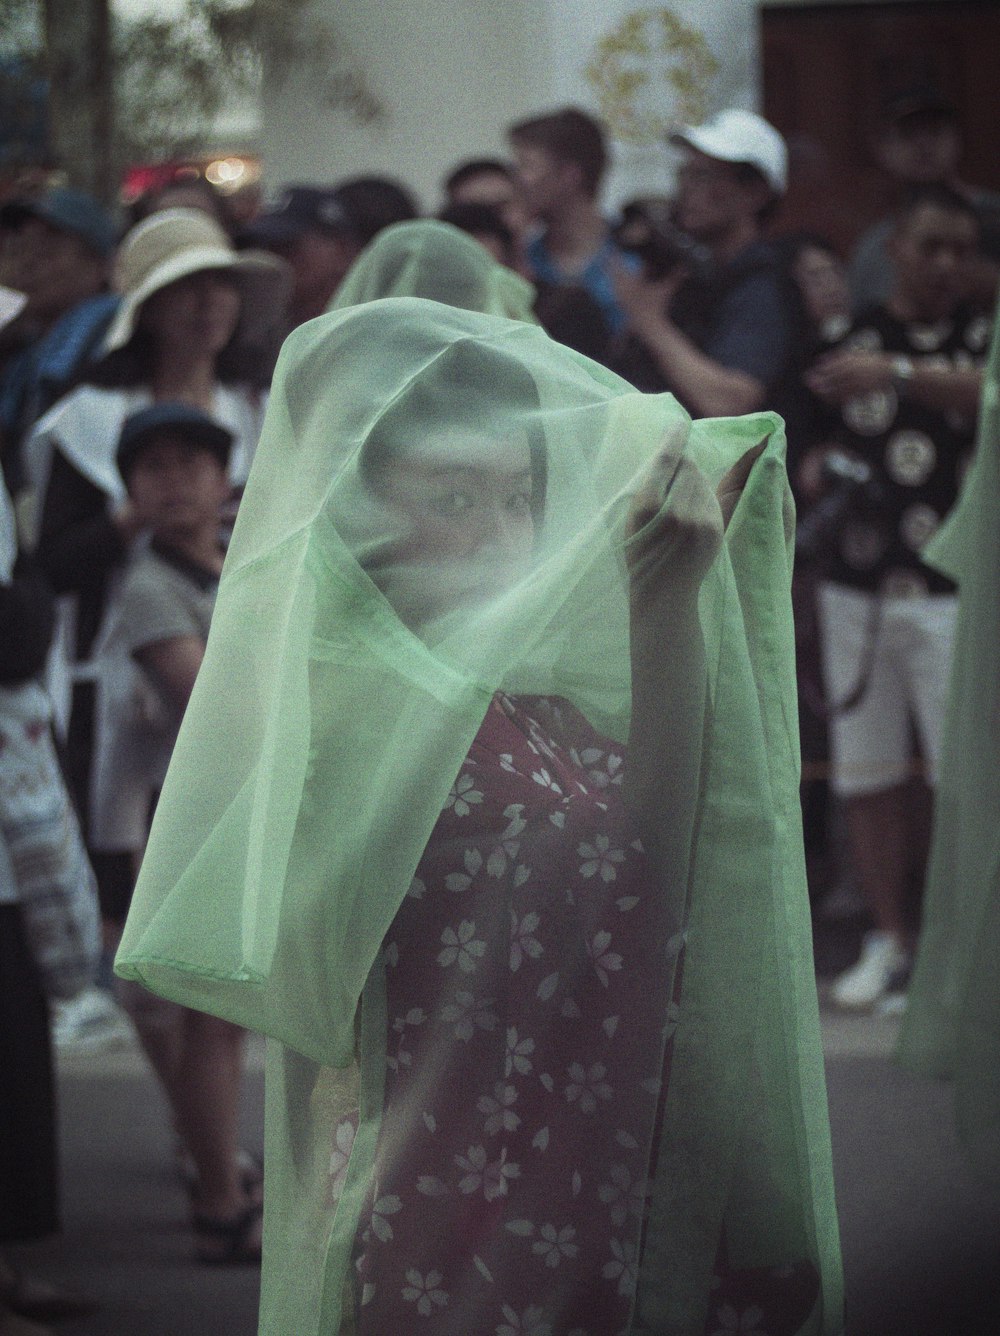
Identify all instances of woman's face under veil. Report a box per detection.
[365,429,537,628]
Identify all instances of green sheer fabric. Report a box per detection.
[116,298,841,1334]
[328,218,537,322]
[897,316,1000,1181]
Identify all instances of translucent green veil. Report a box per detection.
[327,218,537,321]
[897,316,1000,1180]
[116,298,841,1334]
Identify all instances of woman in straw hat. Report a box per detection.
[23,208,290,1264]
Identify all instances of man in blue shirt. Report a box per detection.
[508,106,636,358]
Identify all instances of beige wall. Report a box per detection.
[260,0,549,211]
[260,0,761,210]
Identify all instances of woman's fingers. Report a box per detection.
[716,439,766,529]
[624,446,722,581]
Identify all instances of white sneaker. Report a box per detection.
[52,986,134,1051]
[830,931,911,1011]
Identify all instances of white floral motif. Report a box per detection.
[401,1269,449,1316]
[531,1223,579,1267]
[328,1119,355,1201]
[709,1302,769,1335]
[510,910,543,971]
[597,1163,648,1227]
[455,1144,521,1200]
[497,1304,552,1335]
[477,1081,520,1135]
[369,1194,402,1242]
[565,1061,613,1114]
[603,1237,639,1296]
[445,847,483,893]
[505,1027,535,1076]
[386,1008,426,1073]
[587,930,623,987]
[530,766,563,794]
[578,835,625,882]
[446,774,483,817]
[580,746,624,789]
[438,921,487,973]
[440,990,497,1042]
[488,805,527,878]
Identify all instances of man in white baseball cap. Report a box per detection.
[614,108,795,421]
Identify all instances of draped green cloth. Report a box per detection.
[328,218,537,322]
[897,316,1000,1181]
[116,298,841,1334]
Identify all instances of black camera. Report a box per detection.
[795,450,883,564]
[612,198,712,280]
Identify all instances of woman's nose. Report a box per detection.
[475,500,521,553]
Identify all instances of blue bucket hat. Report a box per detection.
[116,402,234,482]
[0,186,119,259]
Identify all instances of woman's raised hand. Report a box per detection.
[624,430,724,588]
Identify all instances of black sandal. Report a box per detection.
[177,1147,263,1203]
[192,1201,263,1266]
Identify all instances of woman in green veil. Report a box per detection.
[327,217,537,321]
[897,317,1000,1181]
[117,294,842,1334]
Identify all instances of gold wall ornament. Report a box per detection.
[585,7,719,145]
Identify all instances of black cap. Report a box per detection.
[881,85,957,127]
[116,402,234,481]
[237,185,352,248]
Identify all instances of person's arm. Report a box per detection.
[36,449,132,593]
[0,553,55,683]
[133,636,204,716]
[615,266,765,418]
[806,348,983,421]
[622,436,760,881]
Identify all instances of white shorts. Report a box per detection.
[817,582,957,797]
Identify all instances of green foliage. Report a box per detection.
[0,0,384,175]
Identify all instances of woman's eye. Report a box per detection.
[508,491,533,514]
[433,491,474,515]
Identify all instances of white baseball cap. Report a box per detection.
[671,109,788,194]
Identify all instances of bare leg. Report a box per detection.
[172,1010,248,1218]
[843,783,918,949]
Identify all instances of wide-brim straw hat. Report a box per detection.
[102,207,292,354]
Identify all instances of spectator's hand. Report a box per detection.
[805,349,891,404]
[796,444,838,503]
[613,259,685,338]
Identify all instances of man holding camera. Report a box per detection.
[805,184,988,1011]
[613,109,794,418]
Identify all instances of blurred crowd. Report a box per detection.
[1,85,996,1330]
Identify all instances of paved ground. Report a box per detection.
[12,995,1000,1335]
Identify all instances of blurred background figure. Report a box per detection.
[437,201,518,270]
[22,209,289,1047]
[1,468,100,1334]
[849,87,1000,315]
[769,231,854,914]
[613,109,797,419]
[0,188,119,497]
[239,176,417,331]
[92,402,262,1265]
[806,184,987,1013]
[440,156,529,262]
[508,104,634,362]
